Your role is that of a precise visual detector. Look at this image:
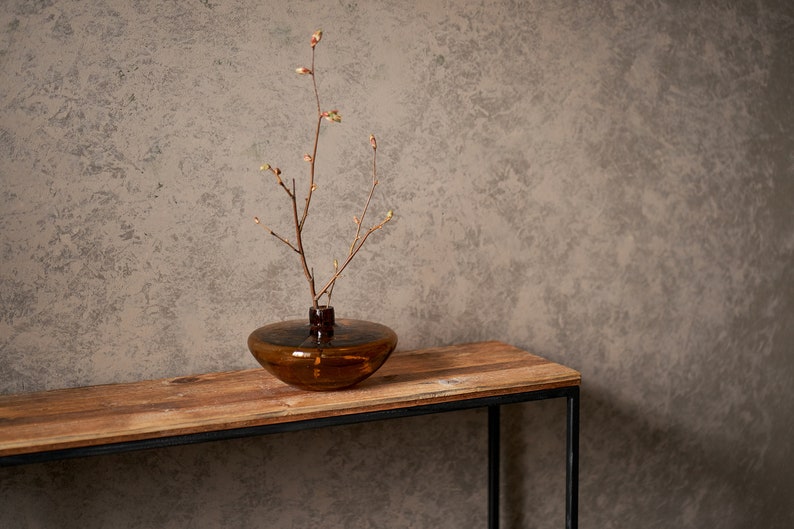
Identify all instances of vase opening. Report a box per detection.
[309,305,334,339]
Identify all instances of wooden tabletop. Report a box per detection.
[0,341,580,458]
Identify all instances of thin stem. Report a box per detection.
[314,214,392,303]
[300,48,322,231]
[349,148,378,254]
[300,116,322,231]
[254,218,300,254]
[311,47,321,115]
[326,259,339,306]
[289,178,318,306]
[255,166,299,253]
[263,165,294,199]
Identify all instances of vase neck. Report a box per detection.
[309,306,335,338]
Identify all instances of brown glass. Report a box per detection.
[248,306,398,391]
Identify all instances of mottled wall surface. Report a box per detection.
[1,1,792,528]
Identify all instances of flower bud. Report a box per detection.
[303,153,313,162]
[369,134,377,150]
[260,163,271,171]
[311,29,323,48]
[295,67,312,75]
[322,110,342,123]
[254,217,261,224]
[386,210,393,219]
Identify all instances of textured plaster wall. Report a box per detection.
[1,1,793,527]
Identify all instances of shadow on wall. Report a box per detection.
[502,385,793,529]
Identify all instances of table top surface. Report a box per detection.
[0,341,580,458]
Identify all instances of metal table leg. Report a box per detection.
[566,386,580,529]
[489,387,579,529]
[488,405,500,529]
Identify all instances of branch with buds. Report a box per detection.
[255,29,394,310]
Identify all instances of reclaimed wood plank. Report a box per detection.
[0,341,580,457]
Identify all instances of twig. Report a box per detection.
[314,210,393,303]
[253,217,300,254]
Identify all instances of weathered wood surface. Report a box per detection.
[0,341,580,457]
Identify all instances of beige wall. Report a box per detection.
[2,1,793,527]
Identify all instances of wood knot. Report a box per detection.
[170,376,201,384]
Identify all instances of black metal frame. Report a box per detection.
[2,385,579,529]
[487,386,579,529]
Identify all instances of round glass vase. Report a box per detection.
[247,306,398,391]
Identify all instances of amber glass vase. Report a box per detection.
[247,306,398,391]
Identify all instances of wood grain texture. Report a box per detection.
[0,341,580,457]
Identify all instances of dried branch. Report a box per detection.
[255,29,393,310]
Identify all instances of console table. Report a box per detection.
[0,341,580,529]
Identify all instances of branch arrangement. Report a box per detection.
[254,29,393,310]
